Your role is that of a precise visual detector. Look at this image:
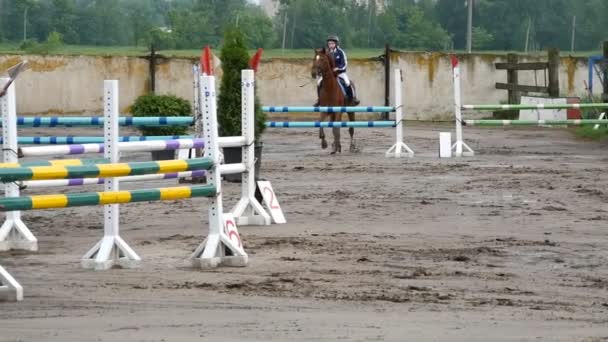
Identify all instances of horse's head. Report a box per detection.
[311,48,331,79]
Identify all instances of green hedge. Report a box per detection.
[218,27,266,142]
[131,94,191,136]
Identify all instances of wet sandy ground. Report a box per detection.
[1,123,607,341]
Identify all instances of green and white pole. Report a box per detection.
[463,119,608,126]
[462,103,608,111]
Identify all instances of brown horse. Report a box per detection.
[311,48,357,154]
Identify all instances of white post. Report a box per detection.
[451,57,475,157]
[385,68,414,158]
[0,265,23,302]
[81,80,140,270]
[231,70,271,226]
[0,77,37,251]
[191,74,248,268]
[594,112,606,130]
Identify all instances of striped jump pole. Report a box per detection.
[0,157,214,183]
[21,170,206,188]
[20,161,246,189]
[463,119,608,126]
[1,135,193,145]
[4,116,193,127]
[0,158,108,168]
[18,138,204,158]
[263,106,395,113]
[451,56,474,157]
[0,184,217,211]
[265,120,396,128]
[462,103,608,111]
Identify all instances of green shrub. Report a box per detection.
[148,27,176,50]
[131,94,191,136]
[23,32,64,55]
[574,126,608,141]
[19,39,38,51]
[218,27,266,142]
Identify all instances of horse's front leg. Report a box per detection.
[319,112,328,149]
[331,113,341,154]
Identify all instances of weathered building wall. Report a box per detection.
[0,52,601,120]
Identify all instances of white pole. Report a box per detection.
[81,80,140,270]
[385,69,414,158]
[0,77,37,251]
[451,57,474,157]
[524,17,531,53]
[231,70,271,226]
[466,0,473,53]
[0,265,23,302]
[571,16,576,53]
[23,8,28,42]
[191,74,248,268]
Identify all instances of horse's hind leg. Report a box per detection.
[347,112,358,152]
[319,112,328,149]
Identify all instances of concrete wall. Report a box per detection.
[0,52,601,120]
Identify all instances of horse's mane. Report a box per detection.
[316,48,335,72]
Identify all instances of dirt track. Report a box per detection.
[1,123,607,341]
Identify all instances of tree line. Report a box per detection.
[0,0,606,52]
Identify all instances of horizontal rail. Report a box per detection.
[263,106,395,113]
[0,136,193,145]
[18,139,204,157]
[463,119,608,126]
[495,62,549,70]
[0,158,214,182]
[4,117,193,127]
[0,184,217,211]
[266,121,396,128]
[462,103,608,111]
[0,158,108,168]
[21,170,206,188]
[495,83,549,93]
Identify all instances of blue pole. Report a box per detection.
[6,116,193,127]
[262,106,395,113]
[265,121,396,128]
[0,136,194,145]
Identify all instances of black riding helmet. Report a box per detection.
[326,35,340,45]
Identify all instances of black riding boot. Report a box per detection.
[346,85,360,105]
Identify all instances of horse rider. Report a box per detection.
[314,35,360,106]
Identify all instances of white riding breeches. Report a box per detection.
[317,73,351,87]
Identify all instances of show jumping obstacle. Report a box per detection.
[451,56,608,157]
[2,116,193,127]
[262,69,415,158]
[0,70,275,301]
[0,136,192,145]
[463,119,608,126]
